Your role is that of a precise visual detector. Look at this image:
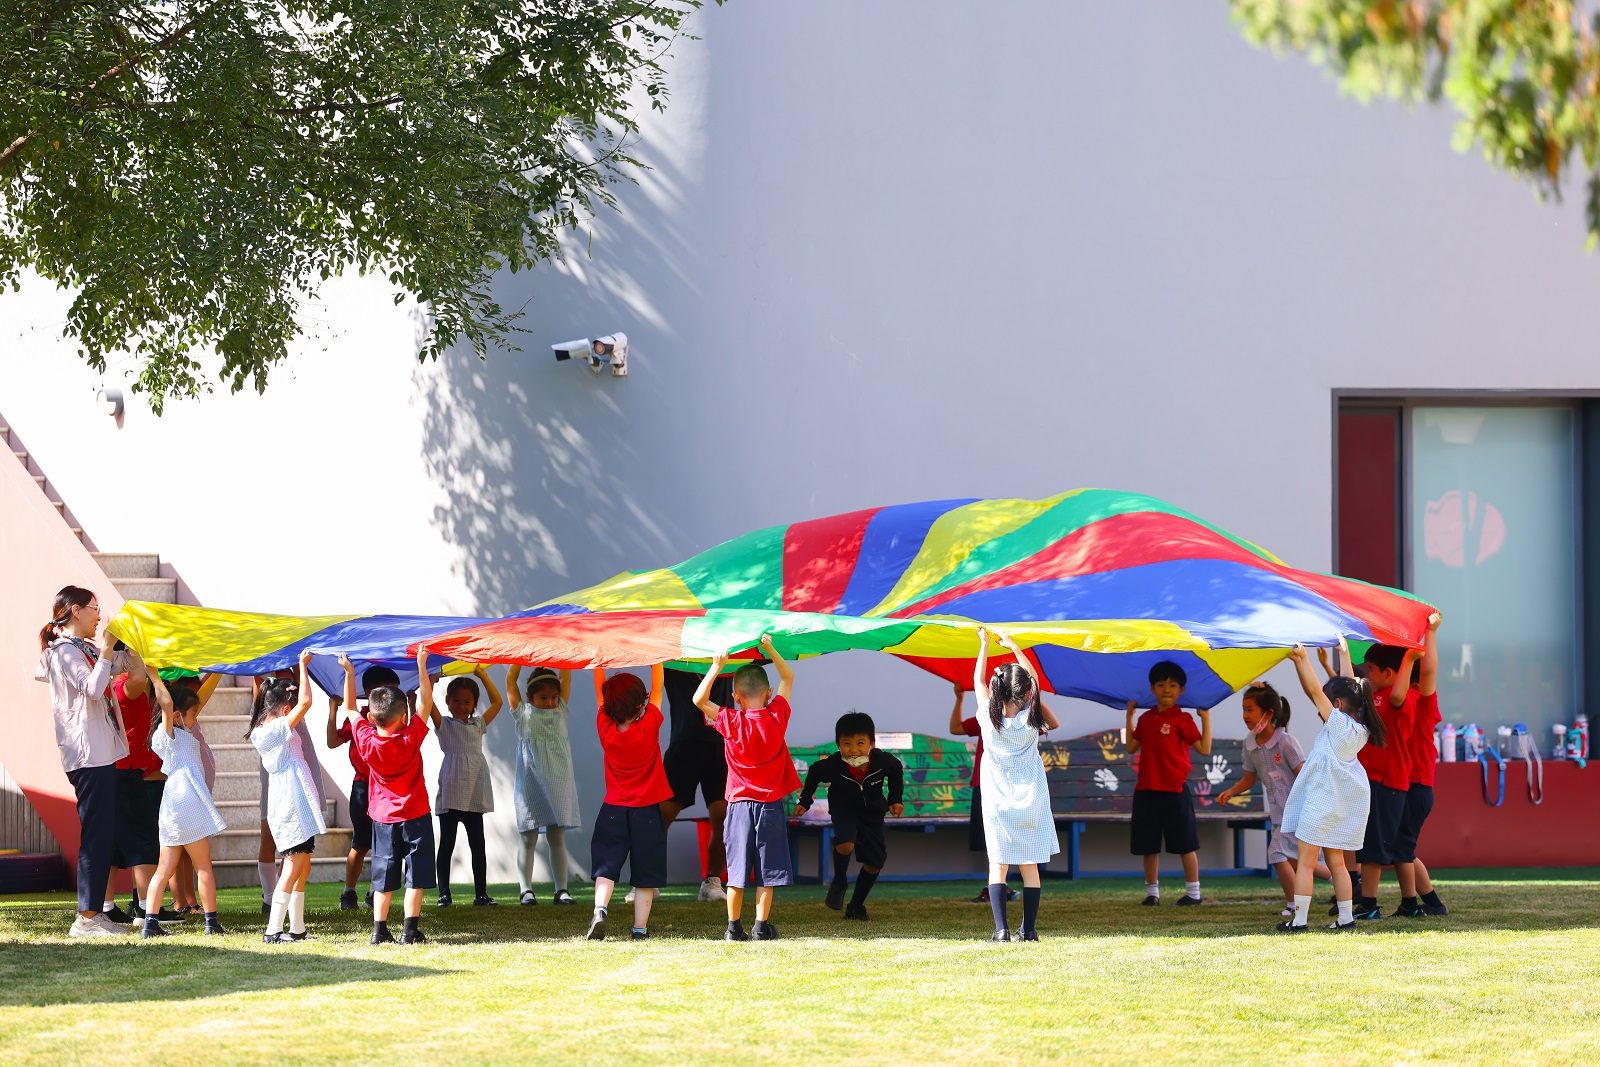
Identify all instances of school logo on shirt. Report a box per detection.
[1272,753,1282,763]
[1160,724,1171,735]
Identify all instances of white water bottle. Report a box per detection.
[1553,723,1568,760]
[1441,723,1457,762]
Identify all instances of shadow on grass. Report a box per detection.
[0,943,450,1007]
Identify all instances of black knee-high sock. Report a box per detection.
[436,813,459,895]
[988,883,1009,932]
[850,869,879,905]
[465,813,487,897]
[831,851,850,888]
[1022,887,1041,933]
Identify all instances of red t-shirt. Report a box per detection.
[352,713,430,823]
[961,716,985,789]
[1133,708,1201,792]
[1409,692,1441,788]
[716,695,802,803]
[1358,685,1416,790]
[113,675,161,775]
[846,762,868,785]
[336,718,370,782]
[596,704,672,807]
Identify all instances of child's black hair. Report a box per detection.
[1241,681,1290,729]
[171,685,201,717]
[1149,660,1188,687]
[988,663,1046,731]
[367,685,408,728]
[733,662,771,699]
[362,665,401,694]
[600,672,648,725]
[246,678,298,738]
[1323,675,1385,748]
[526,668,561,700]
[445,676,480,706]
[1361,644,1406,676]
[835,710,875,744]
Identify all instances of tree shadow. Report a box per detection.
[0,943,451,1007]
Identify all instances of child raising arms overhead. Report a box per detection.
[587,663,671,941]
[422,663,503,907]
[506,666,581,906]
[1276,644,1386,932]
[1213,682,1306,915]
[248,650,327,944]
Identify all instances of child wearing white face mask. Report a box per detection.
[793,711,905,921]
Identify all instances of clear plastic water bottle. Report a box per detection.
[1441,723,1457,762]
[1553,723,1567,760]
[1463,723,1484,761]
[1496,724,1513,758]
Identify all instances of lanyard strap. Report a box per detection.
[1514,729,1544,805]
[1478,747,1505,807]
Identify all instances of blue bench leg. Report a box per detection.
[1233,825,1245,871]
[821,826,833,883]
[1069,821,1084,881]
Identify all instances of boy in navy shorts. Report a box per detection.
[694,635,800,941]
[328,665,398,911]
[1124,661,1212,906]
[343,653,437,945]
[1354,642,1419,920]
[794,711,904,921]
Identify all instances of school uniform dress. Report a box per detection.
[1242,729,1306,864]
[1279,711,1370,851]
[258,714,324,822]
[512,701,582,832]
[149,726,228,847]
[437,715,494,814]
[976,711,1060,866]
[251,717,329,853]
[189,721,217,792]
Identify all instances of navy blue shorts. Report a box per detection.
[1357,782,1408,866]
[590,803,668,888]
[723,799,791,888]
[371,815,438,892]
[1391,784,1434,864]
[1130,787,1199,856]
[110,770,162,869]
[832,807,887,869]
[349,780,373,852]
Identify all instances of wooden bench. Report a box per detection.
[785,729,1270,881]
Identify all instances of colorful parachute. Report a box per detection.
[416,490,1437,708]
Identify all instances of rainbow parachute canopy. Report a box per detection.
[418,489,1435,707]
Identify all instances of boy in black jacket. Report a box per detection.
[794,711,904,920]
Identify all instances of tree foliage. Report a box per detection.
[0,0,707,410]
[1232,1,1600,246]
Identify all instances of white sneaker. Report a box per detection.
[69,914,117,938]
[623,888,635,904]
[698,877,727,903]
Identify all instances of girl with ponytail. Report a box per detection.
[971,628,1060,943]
[1276,642,1379,933]
[1214,682,1309,915]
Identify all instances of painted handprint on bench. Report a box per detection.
[1205,754,1229,786]
[1093,768,1118,792]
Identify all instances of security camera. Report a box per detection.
[552,338,602,372]
[593,333,628,377]
[96,387,124,418]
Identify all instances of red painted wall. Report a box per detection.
[0,455,123,877]
[1423,761,1599,868]
[1337,408,1400,588]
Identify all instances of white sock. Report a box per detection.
[267,891,289,935]
[1185,880,1201,901]
[257,861,277,902]
[289,891,307,935]
[1145,882,1159,898]
[102,900,115,912]
[1292,894,1310,926]
[548,826,569,892]
[1337,898,1354,924]
[518,830,538,893]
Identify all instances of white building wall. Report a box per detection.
[4,2,1596,880]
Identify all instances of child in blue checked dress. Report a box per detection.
[249,650,327,944]
[506,666,581,906]
[1214,682,1306,917]
[425,665,503,907]
[1277,645,1386,933]
[973,629,1060,943]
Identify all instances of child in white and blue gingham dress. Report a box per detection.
[977,696,1060,865]
[151,725,227,846]
[1280,707,1369,851]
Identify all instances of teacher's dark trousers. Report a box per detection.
[66,764,116,913]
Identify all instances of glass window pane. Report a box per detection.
[1411,406,1577,747]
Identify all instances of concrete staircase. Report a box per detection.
[1,420,90,546]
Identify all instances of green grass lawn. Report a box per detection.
[2,871,1598,1066]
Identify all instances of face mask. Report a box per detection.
[1249,718,1270,736]
[842,753,870,767]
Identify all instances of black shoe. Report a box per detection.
[1327,901,1341,917]
[1006,888,1020,902]
[472,895,497,907]
[1326,919,1359,932]
[339,889,358,911]
[364,890,373,909]
[1393,901,1426,918]
[724,925,750,942]
[261,901,271,916]
[103,904,133,925]
[154,907,185,923]
[1140,894,1160,907]
[825,880,847,911]
[1014,928,1039,942]
[128,898,147,920]
[287,930,313,941]
[586,909,608,941]
[752,920,779,941]
[843,902,869,921]
[520,891,538,905]
[552,890,575,905]
[1422,901,1449,917]
[140,921,169,939]
[1274,920,1310,934]
[990,928,1011,942]
[1353,902,1384,921]
[631,929,650,940]
[262,932,290,944]
[436,892,453,908]
[371,926,395,945]
[1174,895,1202,907]
[400,927,427,945]
[204,920,228,935]
[969,887,991,904]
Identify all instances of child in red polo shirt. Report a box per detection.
[1124,661,1212,906]
[328,665,398,911]
[694,635,800,942]
[586,663,671,941]
[1352,641,1420,920]
[1391,613,1446,918]
[344,652,436,945]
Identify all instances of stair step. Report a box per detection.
[12,451,25,463]
[32,474,45,488]
[212,856,351,888]
[203,688,253,715]
[110,577,177,603]
[92,552,161,579]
